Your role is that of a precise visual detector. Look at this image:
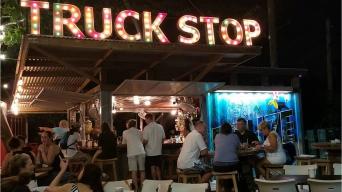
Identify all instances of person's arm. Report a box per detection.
[39,127,53,132]
[264,133,277,152]
[142,129,148,145]
[200,148,209,156]
[49,159,68,187]
[122,132,127,144]
[196,134,208,156]
[91,148,102,163]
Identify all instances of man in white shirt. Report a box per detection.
[177,121,211,183]
[143,113,165,180]
[122,119,146,190]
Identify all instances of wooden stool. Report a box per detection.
[95,158,118,180]
[177,169,201,183]
[212,171,238,192]
[295,155,316,165]
[264,164,284,179]
[312,159,333,175]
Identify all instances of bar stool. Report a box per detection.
[212,171,238,192]
[177,169,201,183]
[312,159,333,175]
[95,158,118,180]
[264,164,284,179]
[295,155,316,165]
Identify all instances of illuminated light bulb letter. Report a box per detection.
[115,10,141,41]
[199,16,219,45]
[177,15,200,44]
[20,0,49,35]
[243,19,261,46]
[220,18,244,45]
[84,7,112,39]
[143,12,169,43]
[53,3,85,38]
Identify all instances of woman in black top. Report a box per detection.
[92,123,117,162]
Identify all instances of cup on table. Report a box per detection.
[114,187,124,192]
[308,168,316,178]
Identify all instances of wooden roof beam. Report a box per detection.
[193,55,224,81]
[31,45,100,84]
[132,52,173,79]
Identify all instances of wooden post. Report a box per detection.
[267,0,278,68]
[100,90,113,127]
[80,103,86,140]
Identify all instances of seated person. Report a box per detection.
[1,153,35,192]
[256,121,286,178]
[92,122,117,162]
[235,118,259,146]
[37,131,62,186]
[213,123,240,172]
[2,136,36,176]
[45,160,104,192]
[177,121,211,183]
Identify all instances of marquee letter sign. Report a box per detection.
[21,0,262,46]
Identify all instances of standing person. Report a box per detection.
[143,113,165,180]
[92,122,117,162]
[235,118,259,145]
[256,121,286,178]
[122,119,145,191]
[39,120,69,144]
[177,121,211,183]
[60,124,81,159]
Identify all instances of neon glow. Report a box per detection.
[21,0,261,46]
[53,3,85,38]
[143,12,169,43]
[178,15,200,44]
[84,7,112,39]
[115,10,141,41]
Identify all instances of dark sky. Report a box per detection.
[1,0,341,133]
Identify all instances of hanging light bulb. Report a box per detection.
[0,54,6,60]
[171,109,177,116]
[144,100,151,106]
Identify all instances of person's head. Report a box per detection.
[194,121,206,135]
[221,122,233,135]
[7,137,23,151]
[1,172,33,191]
[40,131,53,145]
[59,120,69,129]
[101,122,111,133]
[70,123,80,134]
[78,164,104,192]
[258,121,271,136]
[126,119,137,129]
[144,113,154,124]
[7,154,34,176]
[236,118,247,133]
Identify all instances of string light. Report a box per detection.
[177,15,200,44]
[84,7,112,39]
[199,16,219,45]
[143,12,169,43]
[115,10,141,41]
[20,0,49,35]
[220,18,243,45]
[243,19,261,46]
[53,3,85,38]
[0,54,6,60]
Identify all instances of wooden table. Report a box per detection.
[311,142,341,161]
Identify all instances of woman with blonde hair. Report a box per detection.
[256,121,286,178]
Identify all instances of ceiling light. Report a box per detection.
[0,54,6,60]
[144,100,151,106]
[171,109,177,115]
[133,96,140,105]
[119,107,124,111]
[3,83,8,89]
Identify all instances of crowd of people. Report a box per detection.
[1,115,287,192]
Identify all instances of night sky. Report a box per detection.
[0,0,341,139]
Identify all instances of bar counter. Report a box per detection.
[80,143,182,179]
